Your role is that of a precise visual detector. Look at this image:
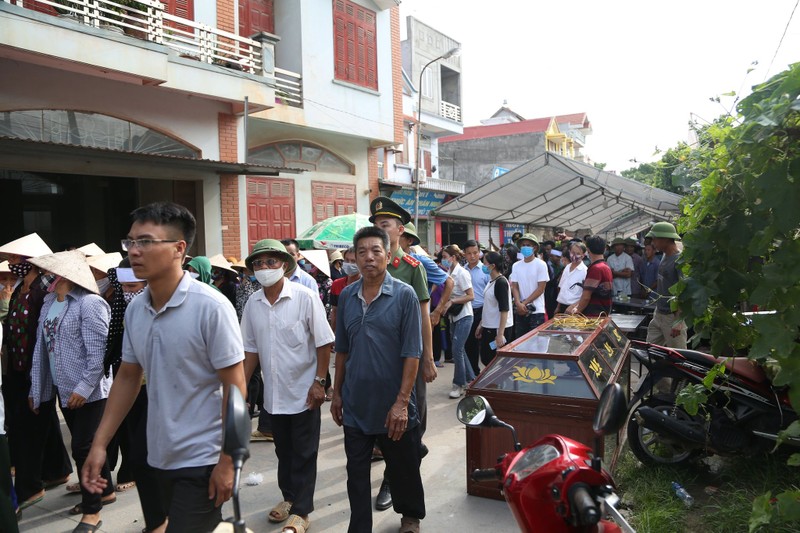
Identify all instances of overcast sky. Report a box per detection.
[398,0,800,172]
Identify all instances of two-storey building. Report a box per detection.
[0,0,403,258]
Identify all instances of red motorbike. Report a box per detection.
[457,384,634,533]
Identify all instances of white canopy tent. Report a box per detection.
[434,152,683,236]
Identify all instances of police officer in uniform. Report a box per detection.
[369,196,437,511]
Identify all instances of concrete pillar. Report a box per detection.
[252,32,281,78]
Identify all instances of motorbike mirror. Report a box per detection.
[223,384,251,468]
[593,383,627,436]
[457,395,497,427]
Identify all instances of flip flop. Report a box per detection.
[72,520,102,533]
[69,495,116,515]
[282,514,310,533]
[19,492,44,510]
[43,474,70,489]
[268,500,293,523]
[66,482,82,493]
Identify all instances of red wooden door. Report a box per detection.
[239,0,274,37]
[247,178,295,248]
[23,1,58,16]
[311,182,356,224]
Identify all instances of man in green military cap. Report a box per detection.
[368,196,435,512]
[645,222,687,349]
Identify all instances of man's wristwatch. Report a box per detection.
[314,376,327,387]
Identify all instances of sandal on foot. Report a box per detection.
[72,520,102,533]
[43,474,70,489]
[69,495,116,515]
[66,482,82,493]
[282,514,310,533]
[399,516,420,533]
[116,481,136,492]
[19,491,44,510]
[268,500,293,523]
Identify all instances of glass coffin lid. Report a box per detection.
[473,319,629,399]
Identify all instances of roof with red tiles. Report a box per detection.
[439,117,554,143]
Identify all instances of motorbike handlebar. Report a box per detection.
[470,468,501,482]
[569,484,601,526]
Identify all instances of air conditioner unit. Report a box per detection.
[414,168,427,183]
[390,144,404,153]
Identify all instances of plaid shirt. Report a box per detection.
[30,287,112,409]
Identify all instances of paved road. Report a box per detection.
[18,362,518,532]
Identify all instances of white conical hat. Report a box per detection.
[0,260,10,274]
[28,250,100,294]
[208,254,236,274]
[230,258,248,272]
[77,242,106,256]
[0,233,53,259]
[86,252,123,275]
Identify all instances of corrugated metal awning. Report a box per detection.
[433,152,682,236]
[0,137,306,179]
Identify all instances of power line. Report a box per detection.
[765,0,799,81]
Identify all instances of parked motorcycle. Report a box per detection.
[457,383,634,533]
[627,341,798,466]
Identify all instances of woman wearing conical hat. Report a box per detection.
[28,250,115,532]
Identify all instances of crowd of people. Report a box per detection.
[0,195,685,533]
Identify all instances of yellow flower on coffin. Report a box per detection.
[511,365,557,384]
[589,358,603,378]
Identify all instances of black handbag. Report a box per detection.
[447,302,464,316]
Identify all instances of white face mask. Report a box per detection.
[96,277,111,294]
[341,263,360,277]
[254,268,284,287]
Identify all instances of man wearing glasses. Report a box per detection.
[83,202,246,532]
[239,239,334,533]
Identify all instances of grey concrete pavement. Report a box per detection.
[18,362,518,532]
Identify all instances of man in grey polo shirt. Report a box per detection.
[331,226,425,533]
[83,202,246,532]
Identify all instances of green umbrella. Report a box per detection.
[296,213,372,250]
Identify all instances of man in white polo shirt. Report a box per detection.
[83,202,246,532]
[240,239,334,533]
[509,233,550,338]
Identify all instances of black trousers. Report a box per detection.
[270,408,321,516]
[514,312,545,339]
[344,425,425,533]
[154,465,221,533]
[464,306,483,376]
[61,399,114,515]
[0,435,19,533]
[3,370,72,501]
[125,385,168,532]
[479,327,501,366]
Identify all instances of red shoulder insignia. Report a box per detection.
[403,255,420,267]
[391,256,401,268]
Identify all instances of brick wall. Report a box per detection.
[218,113,241,258]
[367,147,379,202]
[216,0,235,33]
[390,6,403,146]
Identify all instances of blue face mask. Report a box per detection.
[520,246,534,258]
[248,275,257,283]
[481,264,490,275]
[441,259,451,269]
[298,259,306,267]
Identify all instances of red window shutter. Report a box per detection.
[332,0,377,90]
[164,0,195,35]
[239,0,274,37]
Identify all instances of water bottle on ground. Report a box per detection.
[671,481,694,507]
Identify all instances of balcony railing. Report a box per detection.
[421,176,465,195]
[7,0,303,107]
[439,100,462,123]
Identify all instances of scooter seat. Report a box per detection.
[674,349,766,384]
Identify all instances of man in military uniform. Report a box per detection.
[369,196,436,512]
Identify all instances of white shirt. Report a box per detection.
[122,273,244,470]
[448,262,473,322]
[557,261,588,305]
[481,276,514,329]
[240,280,335,415]
[607,252,635,296]
[509,257,550,314]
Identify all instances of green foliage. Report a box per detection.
[621,136,710,194]
[674,62,800,532]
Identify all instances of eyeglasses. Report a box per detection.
[121,239,180,251]
[251,258,284,269]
